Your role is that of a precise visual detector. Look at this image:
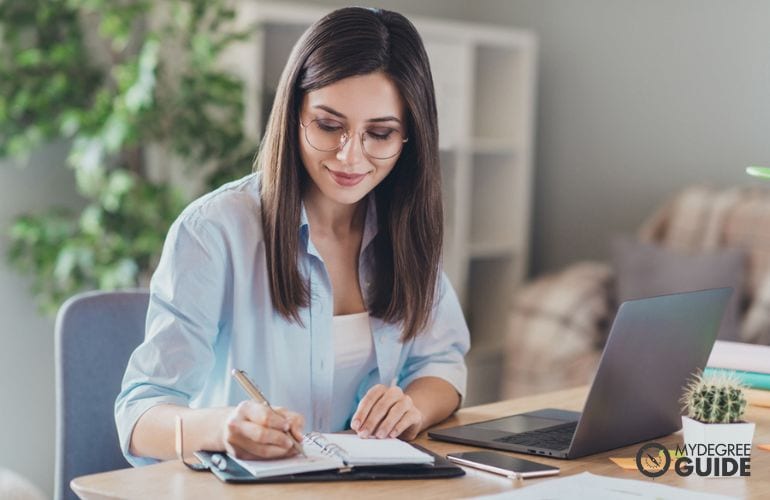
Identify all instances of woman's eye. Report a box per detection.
[367,129,394,141]
[317,120,344,132]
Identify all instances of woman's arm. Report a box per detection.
[351,273,470,440]
[130,402,305,461]
[351,376,459,441]
[405,376,460,429]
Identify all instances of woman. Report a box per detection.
[115,6,470,466]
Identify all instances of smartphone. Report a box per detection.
[446,451,560,479]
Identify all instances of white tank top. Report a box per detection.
[331,312,377,431]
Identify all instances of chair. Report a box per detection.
[54,290,149,500]
[501,185,770,399]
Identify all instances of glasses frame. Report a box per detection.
[300,118,408,160]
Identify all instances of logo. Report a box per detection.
[635,442,670,478]
[635,442,751,478]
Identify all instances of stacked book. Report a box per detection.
[706,340,770,390]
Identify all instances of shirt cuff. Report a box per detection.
[399,360,468,404]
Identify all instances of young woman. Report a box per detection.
[115,6,470,466]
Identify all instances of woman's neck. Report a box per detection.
[303,185,366,240]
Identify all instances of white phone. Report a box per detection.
[446,451,560,479]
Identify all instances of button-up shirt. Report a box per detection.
[114,172,470,466]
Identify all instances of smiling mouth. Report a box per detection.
[325,167,370,187]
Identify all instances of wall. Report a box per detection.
[0,143,83,497]
[466,0,770,273]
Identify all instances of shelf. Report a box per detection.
[470,157,518,245]
[465,257,518,346]
[472,44,528,142]
[467,337,507,361]
[471,138,518,155]
[469,241,518,259]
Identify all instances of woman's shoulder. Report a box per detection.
[174,171,264,236]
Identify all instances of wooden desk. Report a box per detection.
[72,386,770,499]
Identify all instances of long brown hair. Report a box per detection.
[257,7,442,341]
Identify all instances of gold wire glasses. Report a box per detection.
[300,118,408,160]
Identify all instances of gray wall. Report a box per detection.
[478,0,770,274]
[3,1,770,496]
[0,143,83,497]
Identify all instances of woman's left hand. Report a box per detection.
[350,384,424,440]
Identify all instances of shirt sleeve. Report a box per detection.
[114,212,228,467]
[398,272,471,402]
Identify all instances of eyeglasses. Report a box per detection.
[300,118,408,160]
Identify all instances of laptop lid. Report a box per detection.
[566,287,732,458]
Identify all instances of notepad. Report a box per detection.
[231,432,434,479]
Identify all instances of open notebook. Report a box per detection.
[230,432,434,479]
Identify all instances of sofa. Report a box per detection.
[501,185,770,399]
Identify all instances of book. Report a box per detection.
[706,340,770,374]
[230,432,434,479]
[704,367,770,391]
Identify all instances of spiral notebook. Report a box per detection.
[233,432,433,478]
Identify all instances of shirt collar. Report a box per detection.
[299,194,378,260]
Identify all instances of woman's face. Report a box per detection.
[298,71,406,206]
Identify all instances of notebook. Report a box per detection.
[198,432,436,481]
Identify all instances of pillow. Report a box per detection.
[611,236,746,341]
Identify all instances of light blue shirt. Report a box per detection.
[114,172,470,467]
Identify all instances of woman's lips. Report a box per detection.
[326,168,368,187]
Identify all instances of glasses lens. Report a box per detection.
[304,120,405,159]
[305,119,345,151]
[363,128,405,159]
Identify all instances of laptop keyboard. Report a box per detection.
[494,421,577,450]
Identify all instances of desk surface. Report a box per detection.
[72,386,770,499]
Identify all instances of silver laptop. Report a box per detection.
[429,287,732,459]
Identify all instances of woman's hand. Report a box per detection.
[222,401,305,459]
[351,384,424,440]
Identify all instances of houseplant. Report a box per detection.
[0,0,257,314]
[680,371,754,477]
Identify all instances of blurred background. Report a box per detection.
[2,0,770,497]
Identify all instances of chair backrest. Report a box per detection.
[54,290,149,500]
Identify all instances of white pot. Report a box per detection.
[681,416,755,478]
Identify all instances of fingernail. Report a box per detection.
[389,431,397,438]
[360,430,369,438]
[284,422,290,431]
[351,419,360,430]
[376,431,386,439]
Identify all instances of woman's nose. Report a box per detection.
[336,132,364,166]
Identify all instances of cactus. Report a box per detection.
[681,371,748,424]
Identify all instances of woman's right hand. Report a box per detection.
[222,401,305,459]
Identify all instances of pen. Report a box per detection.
[231,368,306,457]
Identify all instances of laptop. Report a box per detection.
[429,287,732,459]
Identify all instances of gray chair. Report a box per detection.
[54,290,149,500]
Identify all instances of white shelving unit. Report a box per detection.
[230,2,538,406]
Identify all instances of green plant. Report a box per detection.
[681,371,748,424]
[1,0,257,313]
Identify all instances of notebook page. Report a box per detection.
[230,439,344,479]
[321,433,434,466]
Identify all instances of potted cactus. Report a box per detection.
[680,371,755,477]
